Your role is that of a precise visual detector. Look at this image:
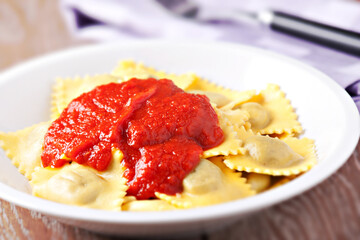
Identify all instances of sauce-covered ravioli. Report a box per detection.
[155,159,254,208]
[0,60,317,211]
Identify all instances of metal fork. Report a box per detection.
[156,0,360,57]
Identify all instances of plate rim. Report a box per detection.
[0,40,359,225]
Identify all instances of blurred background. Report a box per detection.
[1,0,360,109]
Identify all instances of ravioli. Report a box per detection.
[246,173,272,193]
[30,149,128,210]
[186,76,257,103]
[224,136,317,176]
[187,90,231,107]
[256,84,302,135]
[0,122,51,179]
[224,84,302,135]
[122,199,177,211]
[51,74,119,119]
[219,108,250,128]
[156,159,254,208]
[202,108,244,158]
[111,60,196,90]
[240,102,271,130]
[270,175,298,189]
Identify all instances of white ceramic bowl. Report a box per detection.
[0,41,359,237]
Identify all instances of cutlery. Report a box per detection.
[156,0,360,57]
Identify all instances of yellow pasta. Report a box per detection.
[122,199,177,211]
[202,108,244,158]
[0,122,51,180]
[30,148,128,210]
[111,60,196,90]
[221,84,302,136]
[112,60,155,81]
[270,175,298,189]
[221,90,260,110]
[156,159,254,208]
[224,136,317,176]
[186,90,231,107]
[241,84,302,135]
[246,173,272,193]
[257,84,303,135]
[51,74,119,119]
[240,102,271,130]
[234,125,257,142]
[219,108,250,128]
[186,76,257,104]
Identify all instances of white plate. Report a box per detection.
[0,41,359,237]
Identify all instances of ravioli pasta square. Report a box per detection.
[219,108,250,128]
[245,173,272,193]
[0,122,51,180]
[202,108,244,158]
[156,159,254,209]
[51,74,119,119]
[122,199,177,211]
[0,60,317,211]
[186,75,257,104]
[257,84,303,135]
[111,60,196,90]
[223,84,302,135]
[223,136,317,176]
[31,149,127,210]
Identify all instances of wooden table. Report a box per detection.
[0,1,359,239]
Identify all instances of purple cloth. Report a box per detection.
[61,0,360,111]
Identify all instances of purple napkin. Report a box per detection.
[61,0,360,111]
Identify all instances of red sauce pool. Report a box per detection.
[41,78,224,199]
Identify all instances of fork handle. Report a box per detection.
[262,11,360,57]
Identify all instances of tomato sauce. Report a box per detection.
[41,78,224,199]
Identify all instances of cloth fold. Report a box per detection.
[61,0,360,110]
